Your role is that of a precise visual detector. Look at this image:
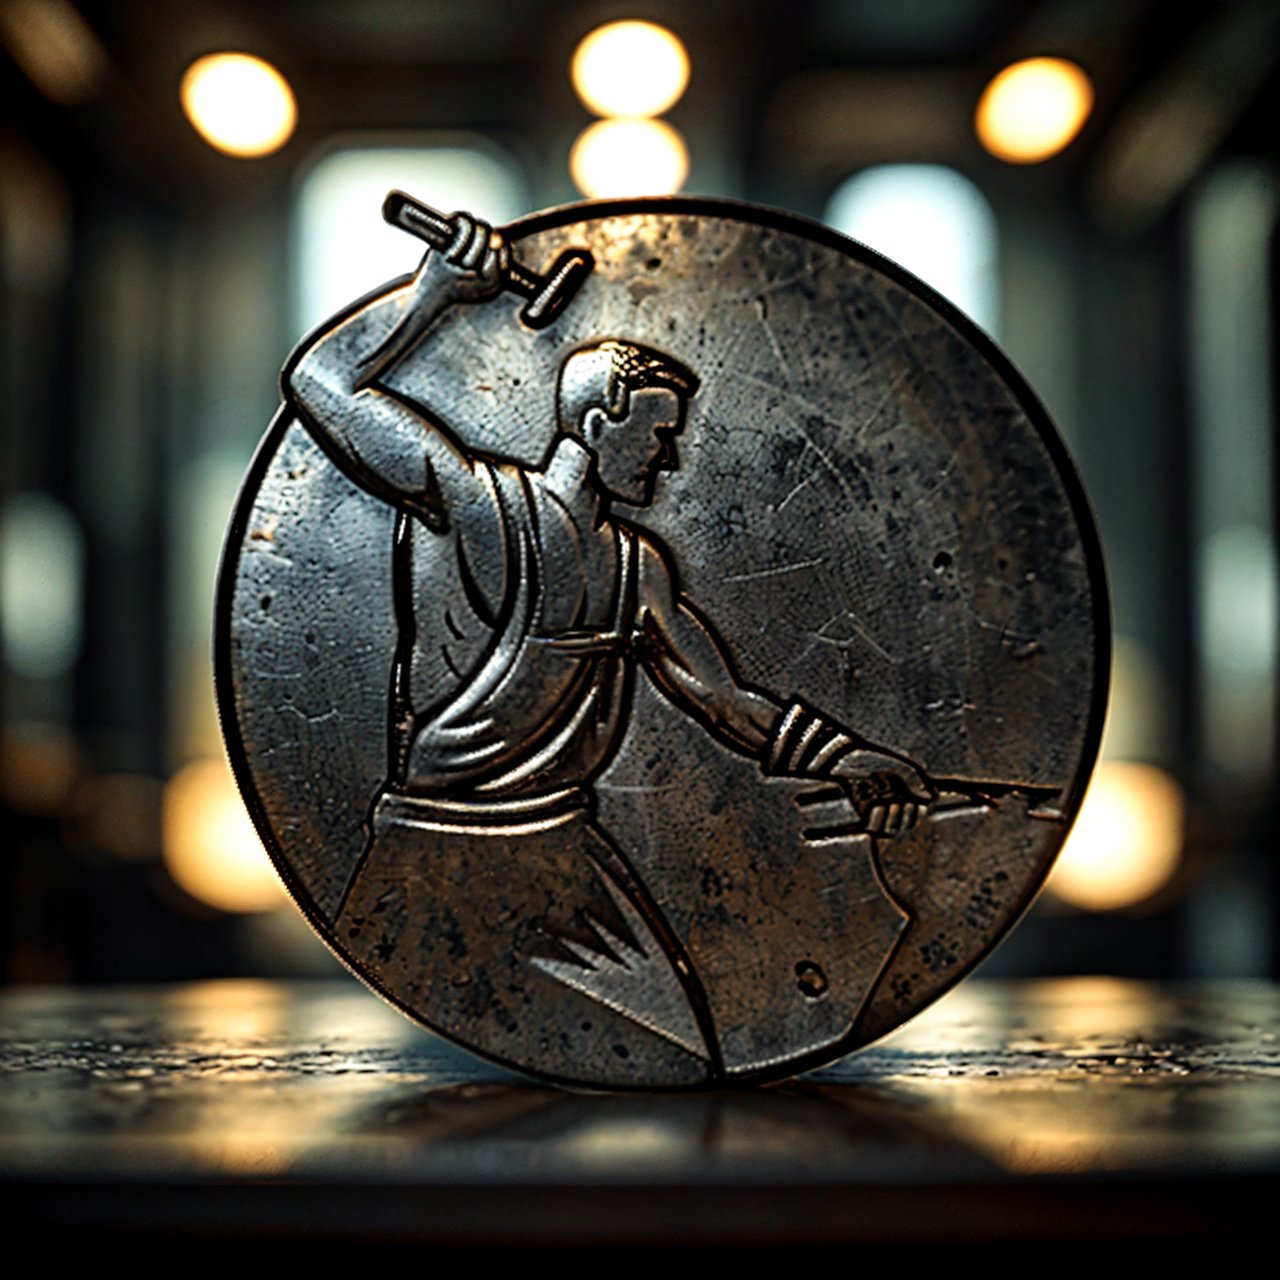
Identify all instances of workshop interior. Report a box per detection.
[2,3,1277,1008]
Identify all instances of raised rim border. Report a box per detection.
[214,193,1112,1091]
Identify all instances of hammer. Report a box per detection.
[383,190,593,330]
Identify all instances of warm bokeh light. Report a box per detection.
[67,773,162,860]
[1,724,81,816]
[570,118,688,198]
[571,20,689,118]
[1047,762,1184,912]
[975,56,1094,164]
[0,0,105,105]
[180,53,297,158]
[163,758,286,913]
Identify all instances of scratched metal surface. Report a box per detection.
[219,199,1106,1088]
[2,979,1277,1247]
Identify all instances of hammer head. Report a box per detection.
[520,249,594,329]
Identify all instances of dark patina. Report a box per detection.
[216,195,1108,1088]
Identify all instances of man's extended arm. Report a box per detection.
[636,535,932,833]
[287,215,506,524]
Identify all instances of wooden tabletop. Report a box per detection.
[3,977,1277,1247]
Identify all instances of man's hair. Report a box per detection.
[557,340,699,436]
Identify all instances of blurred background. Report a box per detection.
[1,0,1277,990]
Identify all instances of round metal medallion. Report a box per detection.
[216,195,1108,1089]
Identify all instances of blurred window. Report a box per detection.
[0,492,84,679]
[293,140,528,333]
[1188,163,1278,786]
[824,165,998,336]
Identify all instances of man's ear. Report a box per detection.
[580,406,610,448]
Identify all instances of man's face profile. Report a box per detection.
[585,386,685,506]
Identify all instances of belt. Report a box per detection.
[372,786,589,837]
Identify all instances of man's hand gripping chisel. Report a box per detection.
[796,775,1063,843]
[383,190,594,330]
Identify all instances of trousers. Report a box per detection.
[333,787,717,1087]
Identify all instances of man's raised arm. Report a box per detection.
[287,214,507,522]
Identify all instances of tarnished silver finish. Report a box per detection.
[216,195,1108,1089]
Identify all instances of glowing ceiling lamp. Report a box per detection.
[571,20,689,118]
[1046,761,1184,912]
[976,56,1094,164]
[570,118,688,198]
[163,758,286,913]
[181,52,297,158]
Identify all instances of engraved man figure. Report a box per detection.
[289,214,933,1084]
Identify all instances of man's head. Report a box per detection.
[557,340,699,506]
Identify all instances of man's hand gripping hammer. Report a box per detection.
[383,190,593,330]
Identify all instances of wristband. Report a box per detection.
[764,700,861,776]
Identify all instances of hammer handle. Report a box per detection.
[382,190,540,298]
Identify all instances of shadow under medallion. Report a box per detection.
[221,201,1105,1089]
